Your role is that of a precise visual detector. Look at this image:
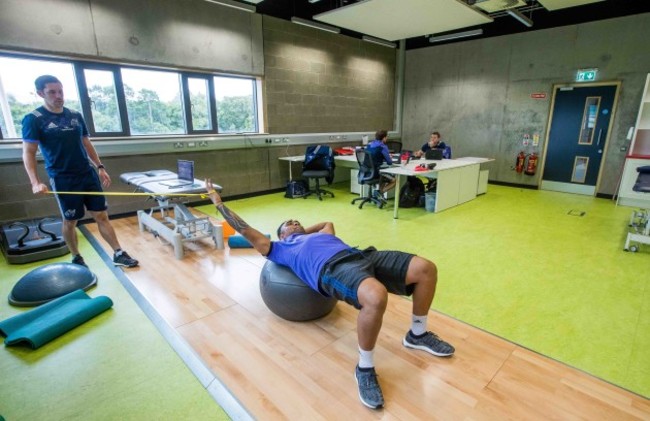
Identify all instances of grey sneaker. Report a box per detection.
[355,365,384,409]
[71,254,88,268]
[113,251,139,268]
[403,331,455,357]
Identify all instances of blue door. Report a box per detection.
[542,84,618,195]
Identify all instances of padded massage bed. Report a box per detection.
[120,170,223,259]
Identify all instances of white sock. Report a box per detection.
[411,315,428,336]
[358,347,375,369]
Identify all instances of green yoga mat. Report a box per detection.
[0,289,113,349]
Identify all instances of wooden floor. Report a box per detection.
[86,213,650,420]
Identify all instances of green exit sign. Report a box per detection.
[576,69,598,82]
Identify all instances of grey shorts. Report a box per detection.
[319,247,415,309]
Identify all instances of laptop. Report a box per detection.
[425,149,444,160]
[161,160,195,188]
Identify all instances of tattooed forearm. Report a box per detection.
[216,203,250,233]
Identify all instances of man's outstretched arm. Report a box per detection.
[205,179,271,255]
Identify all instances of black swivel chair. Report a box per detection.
[386,140,403,154]
[351,149,386,209]
[302,145,335,201]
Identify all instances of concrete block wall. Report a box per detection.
[0,141,358,222]
[403,13,650,194]
[263,16,396,134]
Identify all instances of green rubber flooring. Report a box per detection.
[0,236,229,420]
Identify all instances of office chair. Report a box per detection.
[302,145,335,201]
[386,140,403,154]
[351,149,386,209]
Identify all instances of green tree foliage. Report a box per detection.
[125,87,185,135]
[189,92,210,131]
[3,84,255,138]
[217,96,254,133]
[88,85,120,132]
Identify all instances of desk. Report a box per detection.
[382,158,493,219]
[279,155,494,218]
[454,157,495,195]
[279,154,357,186]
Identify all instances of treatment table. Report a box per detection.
[120,170,223,259]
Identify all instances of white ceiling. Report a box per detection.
[537,0,606,11]
[314,0,493,42]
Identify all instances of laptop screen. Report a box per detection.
[177,160,194,182]
[425,149,443,160]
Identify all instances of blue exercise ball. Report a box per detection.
[9,263,97,307]
[260,261,337,321]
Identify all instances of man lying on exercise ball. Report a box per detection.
[204,179,454,410]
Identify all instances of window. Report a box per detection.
[0,56,80,139]
[83,68,123,133]
[578,97,600,145]
[121,68,185,135]
[0,105,8,139]
[186,77,213,132]
[0,52,261,139]
[214,76,257,133]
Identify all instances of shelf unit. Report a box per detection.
[617,73,650,208]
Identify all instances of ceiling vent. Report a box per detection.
[474,0,526,13]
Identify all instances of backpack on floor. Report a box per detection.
[285,179,309,198]
[399,176,425,208]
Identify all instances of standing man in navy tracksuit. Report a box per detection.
[21,75,138,268]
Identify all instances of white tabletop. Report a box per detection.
[380,158,479,177]
[454,157,495,164]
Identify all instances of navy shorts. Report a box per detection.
[50,171,107,220]
[320,247,415,309]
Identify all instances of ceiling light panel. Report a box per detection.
[315,0,492,42]
[474,0,526,14]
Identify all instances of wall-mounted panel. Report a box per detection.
[0,0,263,76]
[0,0,97,56]
[91,0,263,75]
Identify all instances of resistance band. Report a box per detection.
[45,191,211,198]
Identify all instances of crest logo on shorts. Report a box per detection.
[64,209,76,218]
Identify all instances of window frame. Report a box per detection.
[0,51,262,140]
[181,73,217,135]
[75,62,130,137]
[213,74,259,134]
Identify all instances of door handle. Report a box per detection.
[596,129,603,146]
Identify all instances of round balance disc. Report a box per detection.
[9,262,97,307]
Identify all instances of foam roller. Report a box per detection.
[228,234,270,248]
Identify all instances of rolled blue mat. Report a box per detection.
[228,234,270,248]
[0,289,113,349]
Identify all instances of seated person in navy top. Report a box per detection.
[414,131,447,158]
[204,180,455,410]
[366,129,396,195]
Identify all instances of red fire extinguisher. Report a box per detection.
[525,152,538,176]
[515,151,526,173]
